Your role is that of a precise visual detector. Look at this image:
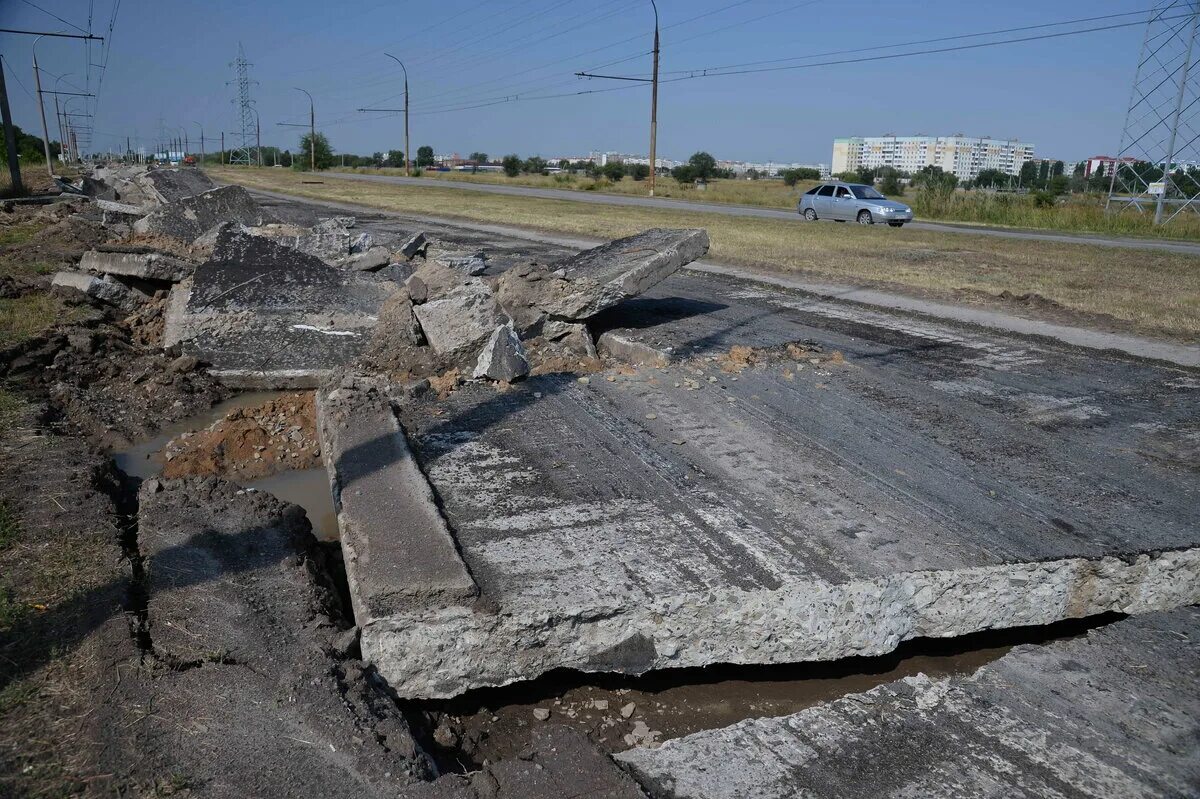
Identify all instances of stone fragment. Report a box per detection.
[413,281,507,354]
[169,355,199,373]
[346,246,393,272]
[133,185,269,242]
[80,249,194,282]
[436,250,488,276]
[620,702,636,719]
[543,320,597,359]
[139,167,217,203]
[350,231,373,254]
[52,271,145,310]
[597,331,672,367]
[401,231,428,260]
[532,708,551,721]
[473,324,530,382]
[94,198,145,216]
[81,175,117,201]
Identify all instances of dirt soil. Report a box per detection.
[161,391,321,480]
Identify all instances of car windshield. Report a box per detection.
[851,185,886,200]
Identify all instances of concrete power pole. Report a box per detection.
[359,54,411,176]
[31,42,54,177]
[294,87,315,171]
[648,0,660,197]
[0,56,24,194]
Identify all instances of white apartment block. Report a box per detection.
[832,135,1035,181]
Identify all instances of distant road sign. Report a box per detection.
[1148,181,1167,196]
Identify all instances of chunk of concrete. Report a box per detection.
[597,330,672,367]
[435,251,488,276]
[165,229,396,387]
[81,175,117,201]
[347,245,392,272]
[543,320,597,359]
[617,608,1200,799]
[473,324,530,382]
[316,381,478,623]
[80,249,193,282]
[413,281,508,354]
[133,185,269,242]
[496,229,709,326]
[139,167,216,203]
[400,231,428,260]
[52,270,145,310]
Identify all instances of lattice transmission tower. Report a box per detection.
[1108,1,1200,224]
[228,43,256,166]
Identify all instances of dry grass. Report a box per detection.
[215,167,1200,341]
[336,165,817,209]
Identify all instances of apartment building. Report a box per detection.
[832,135,1035,181]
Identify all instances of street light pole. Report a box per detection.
[53,73,74,163]
[384,53,410,177]
[294,87,315,171]
[31,36,54,177]
[194,122,204,165]
[648,0,660,197]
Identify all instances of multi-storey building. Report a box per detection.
[832,135,1035,181]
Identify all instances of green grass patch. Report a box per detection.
[0,679,39,714]
[0,293,81,348]
[0,225,39,246]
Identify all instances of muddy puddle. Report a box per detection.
[423,615,1116,768]
[112,391,338,540]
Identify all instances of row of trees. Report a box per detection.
[0,124,62,165]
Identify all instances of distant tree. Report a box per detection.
[745,168,760,180]
[0,123,60,165]
[469,151,488,164]
[1032,190,1056,208]
[371,151,384,166]
[879,167,904,196]
[629,163,650,181]
[382,150,405,168]
[858,167,877,185]
[601,161,626,181]
[781,169,801,187]
[1051,160,1065,178]
[1072,161,1086,177]
[501,154,522,177]
[910,164,957,194]
[296,132,334,170]
[833,171,861,183]
[672,164,697,185]
[1048,174,1070,195]
[280,149,293,168]
[688,151,717,181]
[557,159,571,171]
[416,145,435,167]
[524,155,548,174]
[1019,160,1040,189]
[972,168,1008,189]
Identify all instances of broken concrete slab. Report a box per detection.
[617,608,1200,799]
[346,245,393,272]
[358,356,1200,698]
[52,270,146,310]
[139,167,216,203]
[496,229,708,330]
[95,198,145,216]
[596,330,672,367]
[315,380,478,623]
[134,476,434,796]
[412,280,508,354]
[473,323,529,382]
[400,727,646,799]
[80,249,193,282]
[164,229,396,387]
[133,185,270,242]
[81,175,117,201]
[401,231,428,260]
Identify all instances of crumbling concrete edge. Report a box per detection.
[597,331,673,367]
[315,382,479,628]
[362,547,1200,699]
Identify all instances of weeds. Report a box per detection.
[0,293,81,348]
[0,225,39,246]
[0,502,19,550]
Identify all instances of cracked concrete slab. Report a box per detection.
[354,281,1200,697]
[134,185,270,242]
[616,607,1200,799]
[80,249,193,282]
[164,229,397,387]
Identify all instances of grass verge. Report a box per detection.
[334,167,1200,241]
[215,167,1200,341]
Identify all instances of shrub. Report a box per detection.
[501,155,522,177]
[1032,190,1056,208]
[601,162,626,182]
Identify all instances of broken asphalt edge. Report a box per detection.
[231,184,1200,370]
[364,546,1200,699]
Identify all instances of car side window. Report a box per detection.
[817,185,835,197]
[803,186,820,195]
[835,186,852,198]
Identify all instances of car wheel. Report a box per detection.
[857,210,874,225]
[803,208,818,221]
[888,222,904,227]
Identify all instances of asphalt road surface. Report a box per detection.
[316,170,1200,257]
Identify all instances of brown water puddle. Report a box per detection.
[112,391,338,540]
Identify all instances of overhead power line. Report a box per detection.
[17,0,89,34]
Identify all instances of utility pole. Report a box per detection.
[220,131,224,164]
[194,122,204,165]
[648,0,660,196]
[1158,9,1199,223]
[256,113,262,166]
[0,56,24,194]
[359,54,411,174]
[31,41,54,176]
[295,87,315,171]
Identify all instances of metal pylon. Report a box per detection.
[228,43,255,166]
[1108,1,1200,223]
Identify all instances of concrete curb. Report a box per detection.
[316,380,478,626]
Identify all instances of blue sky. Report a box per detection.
[0,1,1156,163]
